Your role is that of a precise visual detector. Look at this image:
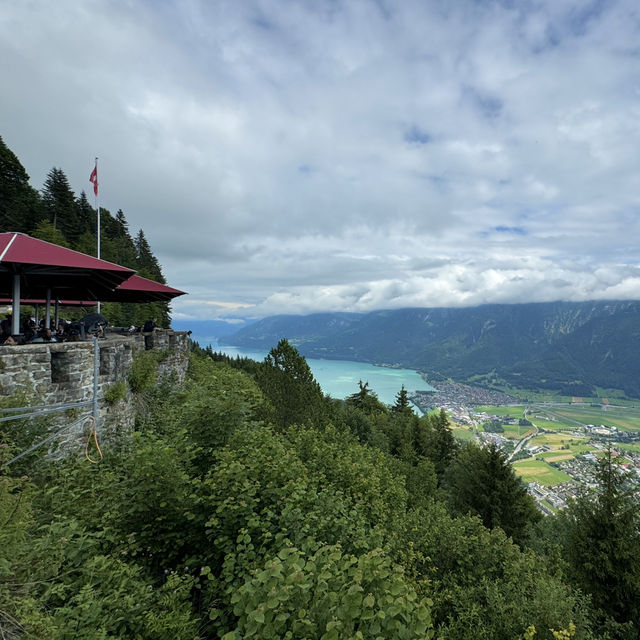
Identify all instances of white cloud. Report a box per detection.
[1,0,639,320]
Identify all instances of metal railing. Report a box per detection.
[1,337,101,467]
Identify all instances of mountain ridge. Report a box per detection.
[223,300,640,397]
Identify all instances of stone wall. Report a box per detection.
[0,330,191,454]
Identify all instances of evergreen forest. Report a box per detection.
[2,338,640,639]
[0,135,171,328]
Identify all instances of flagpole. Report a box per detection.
[94,157,100,260]
[91,157,101,313]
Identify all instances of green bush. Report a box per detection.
[222,545,434,639]
[103,380,127,406]
[128,351,159,393]
[0,349,600,638]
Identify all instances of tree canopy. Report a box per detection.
[562,448,640,636]
[0,135,40,232]
[444,442,541,544]
[256,338,327,429]
[0,347,602,638]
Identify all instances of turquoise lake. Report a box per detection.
[203,341,434,406]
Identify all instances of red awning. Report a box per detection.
[0,277,185,306]
[102,274,186,302]
[0,232,136,334]
[0,234,187,334]
[0,232,134,300]
[0,298,96,307]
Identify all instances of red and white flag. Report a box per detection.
[89,163,98,196]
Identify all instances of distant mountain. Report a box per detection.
[172,318,257,341]
[223,301,640,398]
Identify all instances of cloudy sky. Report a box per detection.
[1,0,639,321]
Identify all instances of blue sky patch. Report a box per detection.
[495,226,527,236]
[404,125,432,144]
[463,85,503,119]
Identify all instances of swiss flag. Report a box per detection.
[89,164,98,196]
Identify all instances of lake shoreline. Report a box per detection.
[200,340,435,406]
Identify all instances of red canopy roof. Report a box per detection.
[0,232,135,300]
[20,275,187,304]
[102,274,186,302]
[0,234,187,334]
[0,298,96,307]
[0,275,186,306]
[0,233,131,271]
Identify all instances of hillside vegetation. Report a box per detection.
[224,302,640,397]
[2,340,639,638]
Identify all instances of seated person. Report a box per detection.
[31,327,56,343]
[54,321,67,341]
[0,316,11,338]
[22,318,37,343]
[80,313,108,339]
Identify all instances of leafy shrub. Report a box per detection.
[23,520,198,639]
[399,503,591,640]
[0,391,52,474]
[128,350,159,393]
[221,545,434,639]
[180,358,269,471]
[103,380,127,406]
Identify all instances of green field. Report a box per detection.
[591,450,632,465]
[529,432,583,447]
[544,404,640,432]
[475,405,526,419]
[452,427,475,441]
[513,458,573,486]
[539,451,575,463]
[475,405,581,432]
[540,499,559,514]
[527,414,575,431]
[501,423,528,439]
[537,442,593,459]
[474,406,530,439]
[476,402,640,433]
[614,442,640,453]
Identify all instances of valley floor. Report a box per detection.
[412,380,640,514]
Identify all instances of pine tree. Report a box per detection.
[74,230,97,257]
[32,220,69,247]
[417,409,459,482]
[444,442,540,544]
[256,339,327,430]
[345,380,388,416]
[435,409,458,471]
[0,135,40,232]
[135,229,165,283]
[42,167,81,243]
[564,447,640,634]
[73,190,97,249]
[392,385,414,416]
[130,228,171,327]
[112,210,138,269]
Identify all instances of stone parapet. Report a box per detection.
[0,330,191,454]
